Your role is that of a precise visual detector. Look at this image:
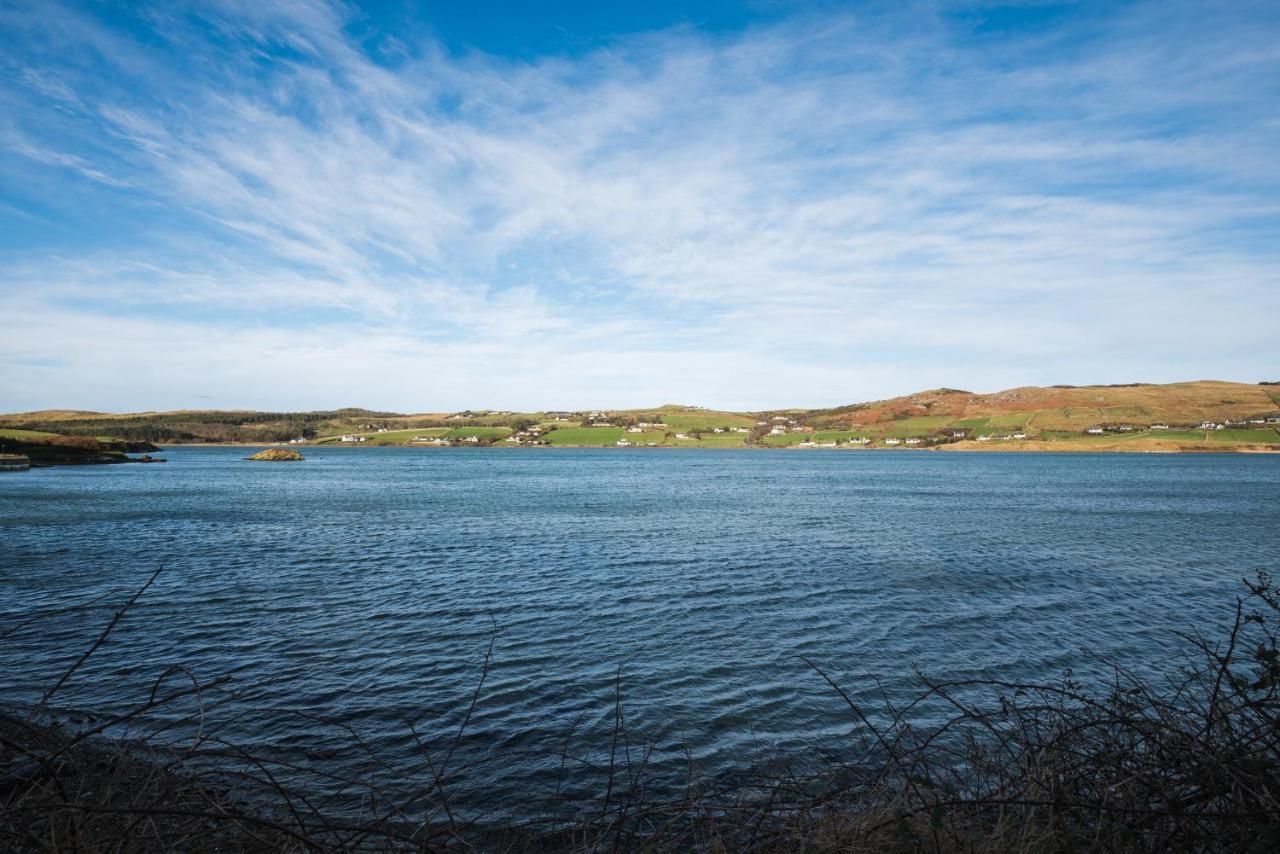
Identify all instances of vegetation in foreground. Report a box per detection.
[2,380,1278,452]
[1,569,1277,852]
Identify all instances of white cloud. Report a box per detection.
[0,0,1277,411]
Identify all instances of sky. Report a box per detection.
[1,0,1278,413]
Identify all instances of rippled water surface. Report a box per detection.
[2,447,1279,813]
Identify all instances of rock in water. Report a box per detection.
[246,448,304,462]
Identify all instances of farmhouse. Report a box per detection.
[885,438,902,446]
[339,435,366,443]
[905,438,922,445]
[1150,423,1170,430]
[616,439,632,447]
[1086,427,1105,435]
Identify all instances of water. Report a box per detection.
[2,447,1278,817]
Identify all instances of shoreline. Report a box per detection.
[152,441,1280,454]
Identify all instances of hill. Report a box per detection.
[1,381,1277,451]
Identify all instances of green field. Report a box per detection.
[1210,428,1280,444]
[621,430,667,445]
[444,427,512,440]
[684,432,748,447]
[0,428,62,440]
[654,413,756,430]
[810,430,871,443]
[543,427,624,445]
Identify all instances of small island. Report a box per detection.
[246,448,304,462]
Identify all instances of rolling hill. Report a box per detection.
[1,381,1277,451]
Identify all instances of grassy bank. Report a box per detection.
[1,570,1277,851]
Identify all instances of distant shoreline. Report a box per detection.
[153,442,1279,455]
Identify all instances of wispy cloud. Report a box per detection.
[1,0,1277,410]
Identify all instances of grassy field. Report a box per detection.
[0,427,63,440]
[444,426,512,440]
[683,432,748,447]
[1210,428,1280,444]
[543,427,624,445]
[654,413,757,430]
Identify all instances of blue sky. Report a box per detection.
[1,1,1277,412]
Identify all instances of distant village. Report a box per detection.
[285,409,1280,449]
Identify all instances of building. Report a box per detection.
[1086,427,1105,435]
[1150,423,1170,430]
[339,435,366,443]
[616,438,632,447]
[885,438,902,446]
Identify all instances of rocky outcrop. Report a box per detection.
[246,448,304,461]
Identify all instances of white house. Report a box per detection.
[616,438,632,447]
[1150,423,1170,430]
[340,434,366,443]
[1086,427,1105,435]
[905,437,922,445]
[1012,432,1027,439]
[977,435,992,442]
[675,433,692,440]
[770,426,787,435]
[885,438,902,446]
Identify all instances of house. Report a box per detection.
[819,442,837,447]
[339,434,366,443]
[288,437,307,444]
[1150,423,1170,430]
[731,427,749,433]
[1012,432,1027,439]
[798,440,815,447]
[885,438,902,446]
[713,428,725,433]
[616,439,632,447]
[905,437,922,445]
[770,426,787,435]
[463,435,480,443]
[675,433,692,440]
[627,427,643,433]
[1086,427,1105,435]
[977,435,992,442]
[1200,421,1217,429]
[951,431,966,438]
